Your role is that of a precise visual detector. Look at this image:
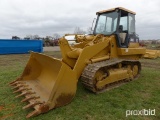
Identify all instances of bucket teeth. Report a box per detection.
[12,84,28,90]
[10,81,25,86]
[12,85,23,90]
[10,81,19,86]
[15,91,33,98]
[10,79,45,118]
[15,93,25,98]
[13,88,23,93]
[23,101,41,110]
[21,96,39,102]
[13,88,25,93]
[9,77,22,85]
[26,110,40,118]
[12,85,20,90]
[13,87,31,93]
[9,80,17,85]
[21,96,34,103]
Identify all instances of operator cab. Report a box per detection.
[94,7,138,48]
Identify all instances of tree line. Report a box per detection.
[11,27,93,46]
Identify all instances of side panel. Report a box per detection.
[117,48,146,55]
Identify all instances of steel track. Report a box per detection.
[81,58,141,93]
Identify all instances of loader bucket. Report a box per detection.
[10,52,78,118]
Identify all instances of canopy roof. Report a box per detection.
[96,7,136,15]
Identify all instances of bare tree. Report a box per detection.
[46,36,53,40]
[33,35,40,40]
[96,23,105,33]
[53,33,60,40]
[151,40,157,44]
[12,36,20,40]
[25,34,40,40]
[87,27,93,34]
[43,36,52,46]
[25,35,32,39]
[74,27,86,34]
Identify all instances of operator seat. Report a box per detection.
[119,25,126,43]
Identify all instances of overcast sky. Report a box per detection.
[0,0,160,40]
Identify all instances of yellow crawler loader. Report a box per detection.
[143,49,160,59]
[10,7,146,118]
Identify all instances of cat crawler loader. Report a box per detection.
[10,7,146,118]
[143,49,160,59]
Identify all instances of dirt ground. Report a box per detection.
[43,46,60,51]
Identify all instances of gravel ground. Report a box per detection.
[43,46,60,51]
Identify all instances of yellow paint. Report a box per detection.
[143,49,160,59]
